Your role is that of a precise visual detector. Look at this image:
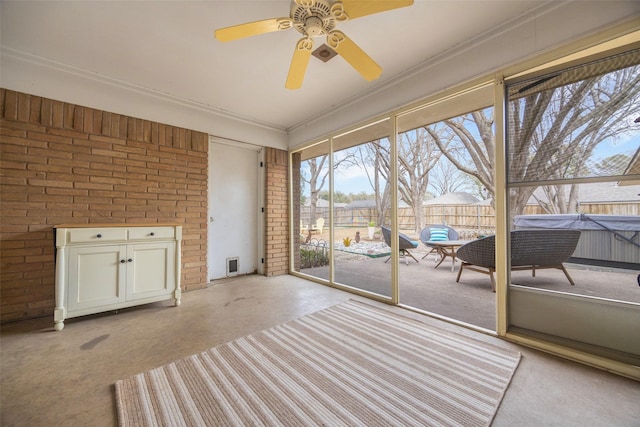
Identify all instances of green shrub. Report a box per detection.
[300,247,329,268]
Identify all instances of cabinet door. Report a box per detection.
[68,245,127,311]
[127,242,175,300]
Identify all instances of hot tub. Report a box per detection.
[514,214,640,268]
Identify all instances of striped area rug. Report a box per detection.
[115,300,520,426]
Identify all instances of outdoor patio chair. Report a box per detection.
[303,218,325,243]
[456,229,581,292]
[300,221,309,242]
[381,226,420,265]
[311,218,324,234]
[419,225,459,260]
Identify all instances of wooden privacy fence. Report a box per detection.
[299,202,639,231]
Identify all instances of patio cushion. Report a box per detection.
[429,228,449,241]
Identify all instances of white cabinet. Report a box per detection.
[54,224,182,330]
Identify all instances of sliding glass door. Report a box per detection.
[332,119,393,298]
[292,140,330,283]
[291,120,394,299]
[395,83,497,330]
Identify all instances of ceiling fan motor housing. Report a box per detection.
[291,0,338,37]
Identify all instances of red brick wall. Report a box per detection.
[0,89,209,323]
[264,147,289,276]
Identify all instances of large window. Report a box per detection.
[505,49,640,362]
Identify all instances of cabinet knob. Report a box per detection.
[120,259,126,263]
[128,258,133,263]
[150,232,155,236]
[97,234,102,238]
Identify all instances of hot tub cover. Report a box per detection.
[514,214,640,231]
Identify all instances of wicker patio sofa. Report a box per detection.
[455,229,581,292]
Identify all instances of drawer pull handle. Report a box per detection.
[150,232,155,236]
[120,259,126,263]
[128,258,133,263]
[97,234,102,238]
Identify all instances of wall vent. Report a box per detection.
[226,257,239,277]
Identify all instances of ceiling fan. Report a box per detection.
[215,0,414,89]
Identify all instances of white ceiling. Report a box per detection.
[1,1,556,129]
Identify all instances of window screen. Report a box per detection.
[506,49,640,185]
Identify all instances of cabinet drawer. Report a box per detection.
[128,227,175,240]
[68,228,127,243]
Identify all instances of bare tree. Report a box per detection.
[532,184,579,214]
[428,157,476,196]
[301,151,358,224]
[358,130,450,232]
[398,128,448,233]
[426,109,495,204]
[430,63,640,217]
[356,139,391,226]
[303,156,328,225]
[507,66,640,216]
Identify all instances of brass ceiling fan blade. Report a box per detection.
[340,0,414,20]
[286,38,314,90]
[327,31,382,81]
[215,17,293,42]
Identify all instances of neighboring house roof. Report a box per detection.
[344,199,410,209]
[529,182,640,204]
[423,192,480,205]
[472,199,493,206]
[303,199,347,208]
[620,146,640,186]
[344,199,377,208]
[304,199,328,207]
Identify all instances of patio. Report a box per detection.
[299,235,640,331]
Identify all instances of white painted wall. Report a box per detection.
[208,140,262,280]
[510,287,640,355]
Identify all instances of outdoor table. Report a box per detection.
[428,240,467,271]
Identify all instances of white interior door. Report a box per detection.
[208,140,262,280]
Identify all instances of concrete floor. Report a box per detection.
[302,247,640,332]
[1,274,639,426]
